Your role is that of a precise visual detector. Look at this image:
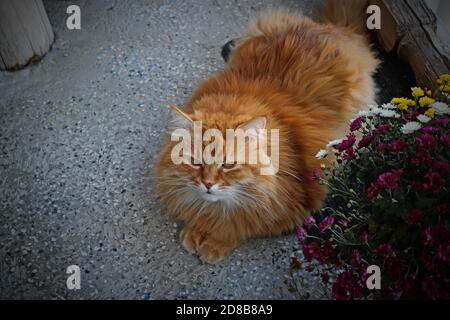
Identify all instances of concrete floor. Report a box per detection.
[0,0,331,299]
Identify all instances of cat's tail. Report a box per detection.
[318,0,369,37]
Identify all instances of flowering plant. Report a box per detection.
[291,75,450,300]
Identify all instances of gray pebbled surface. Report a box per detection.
[0,0,327,299]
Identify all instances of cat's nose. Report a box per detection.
[203,181,214,190]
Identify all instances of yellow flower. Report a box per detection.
[425,108,436,119]
[397,103,408,111]
[427,90,432,96]
[440,85,450,92]
[439,74,450,82]
[406,99,416,107]
[412,87,425,98]
[419,96,435,107]
[391,97,407,105]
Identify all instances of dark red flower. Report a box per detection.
[366,181,381,200]
[421,126,439,135]
[319,216,335,232]
[374,243,392,256]
[376,123,391,135]
[432,161,450,177]
[332,272,363,300]
[422,277,449,300]
[322,239,336,259]
[404,112,420,121]
[302,242,321,262]
[441,133,450,148]
[388,139,407,153]
[350,249,361,267]
[321,272,330,284]
[376,143,385,152]
[360,232,370,242]
[350,117,364,132]
[378,171,400,190]
[409,151,432,166]
[358,135,374,148]
[434,118,450,126]
[343,148,356,161]
[404,208,423,226]
[437,243,450,263]
[338,134,356,151]
[422,171,445,193]
[386,256,407,278]
[416,133,437,149]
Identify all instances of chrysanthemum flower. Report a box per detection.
[412,87,425,98]
[419,96,436,107]
[424,108,436,119]
[401,121,422,134]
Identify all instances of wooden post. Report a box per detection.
[0,0,54,70]
[370,0,450,89]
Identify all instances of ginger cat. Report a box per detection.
[156,0,379,263]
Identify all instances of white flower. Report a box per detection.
[379,109,400,118]
[401,121,422,134]
[417,114,431,123]
[357,110,373,117]
[430,102,450,115]
[315,149,328,159]
[370,106,382,115]
[381,103,396,110]
[326,139,343,149]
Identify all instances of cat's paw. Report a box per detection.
[197,237,235,264]
[179,227,205,254]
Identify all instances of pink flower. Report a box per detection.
[302,242,321,262]
[376,123,391,135]
[304,216,316,230]
[311,169,320,181]
[319,216,335,232]
[296,227,306,244]
[338,134,356,151]
[358,135,373,148]
[441,134,450,148]
[404,208,423,226]
[350,117,364,132]
[416,133,437,149]
[388,139,407,153]
[332,272,363,300]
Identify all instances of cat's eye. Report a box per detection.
[222,161,238,171]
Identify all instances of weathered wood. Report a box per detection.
[370,0,450,89]
[0,0,54,70]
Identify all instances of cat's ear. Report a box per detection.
[168,104,194,130]
[237,117,266,132]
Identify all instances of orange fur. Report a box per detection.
[156,0,379,263]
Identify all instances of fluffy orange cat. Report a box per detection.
[156,0,379,263]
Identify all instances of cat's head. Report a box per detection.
[156,97,279,209]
